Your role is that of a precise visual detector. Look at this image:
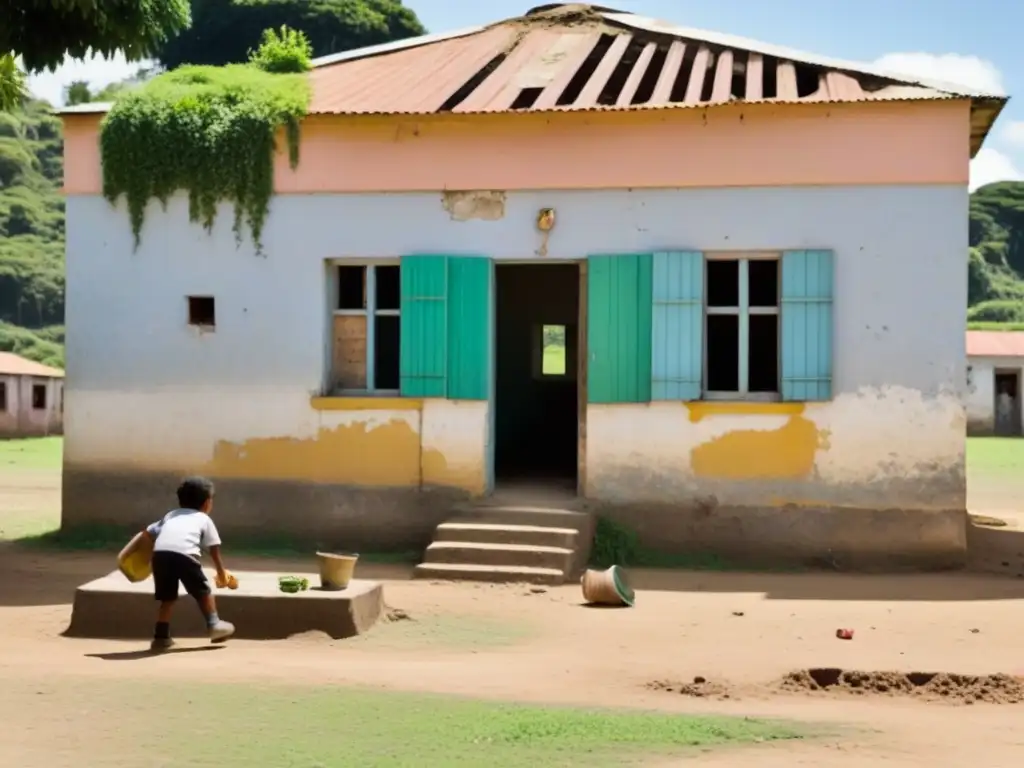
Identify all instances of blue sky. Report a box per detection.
[28,0,1020,189]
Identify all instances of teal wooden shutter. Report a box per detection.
[781,250,834,401]
[447,256,491,400]
[651,251,703,400]
[587,254,653,403]
[400,255,448,397]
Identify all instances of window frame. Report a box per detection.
[0,380,6,412]
[703,251,780,402]
[331,259,401,396]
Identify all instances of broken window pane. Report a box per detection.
[706,314,739,392]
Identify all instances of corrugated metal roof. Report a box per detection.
[967,331,1024,359]
[0,352,64,378]
[305,4,1005,156]
[56,4,1006,155]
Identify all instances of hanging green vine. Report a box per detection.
[99,27,313,254]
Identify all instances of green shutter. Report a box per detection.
[400,255,448,397]
[587,254,653,403]
[447,256,491,400]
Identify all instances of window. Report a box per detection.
[332,264,400,393]
[0,381,6,412]
[32,383,46,410]
[541,325,566,376]
[705,255,779,399]
[187,296,216,329]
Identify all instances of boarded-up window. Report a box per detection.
[332,264,401,392]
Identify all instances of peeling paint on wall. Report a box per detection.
[442,190,507,221]
[206,416,422,486]
[689,408,826,480]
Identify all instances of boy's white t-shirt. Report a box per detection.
[147,509,221,559]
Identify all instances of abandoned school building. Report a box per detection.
[966,331,1024,436]
[58,4,1005,573]
[0,352,64,438]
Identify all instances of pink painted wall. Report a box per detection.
[63,99,971,195]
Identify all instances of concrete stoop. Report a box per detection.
[967,521,1024,578]
[414,505,594,585]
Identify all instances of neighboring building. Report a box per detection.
[966,331,1024,436]
[58,5,1004,567]
[0,352,64,437]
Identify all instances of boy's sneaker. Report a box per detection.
[209,620,235,643]
[150,637,175,652]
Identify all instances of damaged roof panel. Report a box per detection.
[62,4,1006,156]
[306,4,1005,155]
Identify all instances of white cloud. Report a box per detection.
[1000,120,1024,147]
[25,53,150,107]
[871,52,1005,94]
[969,148,1022,191]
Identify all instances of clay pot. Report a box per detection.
[316,551,358,591]
[581,565,635,607]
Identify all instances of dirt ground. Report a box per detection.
[6,456,1024,766]
[6,545,1024,766]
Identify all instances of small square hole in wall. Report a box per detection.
[188,296,216,328]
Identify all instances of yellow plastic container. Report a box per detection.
[316,551,358,591]
[117,531,154,583]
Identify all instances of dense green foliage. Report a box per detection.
[969,182,1024,323]
[0,99,64,367]
[1,0,191,72]
[0,55,27,111]
[100,47,311,252]
[156,0,425,69]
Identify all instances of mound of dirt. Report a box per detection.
[647,676,733,700]
[779,668,1024,705]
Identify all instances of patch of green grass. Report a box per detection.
[352,613,534,652]
[141,683,802,767]
[968,436,1024,476]
[0,435,61,470]
[543,343,566,375]
[968,321,1024,331]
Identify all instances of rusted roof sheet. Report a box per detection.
[0,352,64,378]
[967,331,1024,359]
[56,4,1006,156]
[306,4,1005,156]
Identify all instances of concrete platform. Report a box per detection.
[65,570,384,641]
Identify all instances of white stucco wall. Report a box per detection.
[65,185,967,507]
[966,355,1024,434]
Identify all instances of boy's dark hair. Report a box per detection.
[177,476,215,510]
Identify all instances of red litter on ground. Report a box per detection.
[836,628,854,640]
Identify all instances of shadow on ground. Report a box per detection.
[86,646,226,661]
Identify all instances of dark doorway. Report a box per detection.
[994,370,1022,436]
[494,263,579,486]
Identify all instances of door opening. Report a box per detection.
[994,370,1022,436]
[494,263,579,490]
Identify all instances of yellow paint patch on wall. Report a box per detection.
[689,409,825,480]
[686,401,805,423]
[206,418,421,486]
[309,396,422,411]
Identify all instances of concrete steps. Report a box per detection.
[414,505,594,585]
